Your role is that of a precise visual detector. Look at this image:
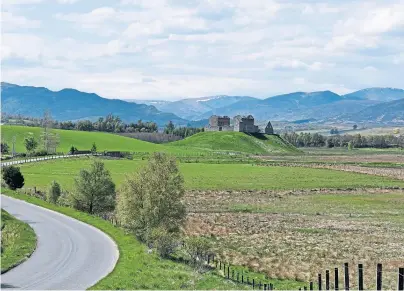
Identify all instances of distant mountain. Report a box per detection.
[126,99,171,107]
[343,88,404,101]
[342,98,404,123]
[1,82,186,126]
[133,95,259,120]
[197,89,402,122]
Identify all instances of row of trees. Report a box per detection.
[282,132,404,148]
[3,153,205,260]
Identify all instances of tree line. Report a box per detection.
[3,113,204,139]
[282,132,404,148]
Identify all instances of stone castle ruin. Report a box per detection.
[206,115,274,134]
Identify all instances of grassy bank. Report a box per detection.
[1,209,37,273]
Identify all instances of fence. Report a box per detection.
[0,153,103,168]
[202,257,404,291]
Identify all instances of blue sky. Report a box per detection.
[1,0,404,100]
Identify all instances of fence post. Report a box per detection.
[227,266,230,279]
[219,261,221,270]
[344,263,349,291]
[253,279,255,289]
[398,268,404,291]
[310,281,314,290]
[242,273,244,283]
[326,270,330,290]
[335,268,339,291]
[358,264,364,291]
[237,272,239,282]
[207,254,210,264]
[270,283,273,290]
[232,269,235,280]
[376,264,382,291]
[304,286,307,291]
[319,273,322,290]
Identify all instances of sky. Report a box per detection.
[1,0,404,101]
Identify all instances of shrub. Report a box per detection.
[47,181,61,203]
[184,236,212,265]
[1,142,9,154]
[150,227,179,258]
[2,166,25,190]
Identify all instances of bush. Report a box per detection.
[2,166,25,190]
[47,181,61,203]
[184,236,212,265]
[150,227,179,258]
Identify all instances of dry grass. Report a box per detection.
[184,188,404,290]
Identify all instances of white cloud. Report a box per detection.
[2,0,404,99]
[1,11,41,30]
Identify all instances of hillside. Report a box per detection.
[0,82,186,126]
[1,125,163,153]
[342,98,404,123]
[342,88,404,101]
[168,131,299,154]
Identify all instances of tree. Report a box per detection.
[2,166,24,190]
[91,143,97,154]
[1,142,9,154]
[164,121,175,134]
[70,146,78,154]
[117,152,186,243]
[71,160,116,214]
[348,141,354,150]
[353,124,358,130]
[47,181,61,203]
[184,236,212,266]
[24,134,38,153]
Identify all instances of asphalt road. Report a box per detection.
[1,195,119,290]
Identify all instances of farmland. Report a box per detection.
[2,124,404,290]
[15,158,404,191]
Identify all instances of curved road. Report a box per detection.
[1,195,119,290]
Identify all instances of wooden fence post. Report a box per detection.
[344,263,349,291]
[219,261,222,270]
[310,281,314,290]
[319,274,322,291]
[237,272,239,282]
[252,279,255,289]
[335,268,339,291]
[398,268,404,291]
[242,273,244,283]
[304,286,307,291]
[232,269,235,280]
[270,283,273,290]
[326,270,330,290]
[376,264,382,291]
[227,266,230,279]
[358,264,364,291]
[207,254,210,264]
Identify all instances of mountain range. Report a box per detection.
[2,82,404,125]
[1,82,186,126]
[133,88,404,123]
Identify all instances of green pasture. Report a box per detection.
[169,131,300,154]
[1,209,37,273]
[15,158,404,191]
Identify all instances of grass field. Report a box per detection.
[185,188,404,290]
[1,209,37,273]
[15,158,404,191]
[169,132,300,154]
[1,125,298,155]
[2,190,303,290]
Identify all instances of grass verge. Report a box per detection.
[1,208,37,273]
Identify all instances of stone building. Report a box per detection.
[265,121,274,134]
[205,115,233,131]
[233,115,259,133]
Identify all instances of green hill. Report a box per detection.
[168,131,299,154]
[1,125,163,153]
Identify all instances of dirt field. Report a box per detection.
[184,188,404,289]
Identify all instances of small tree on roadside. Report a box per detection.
[1,142,9,154]
[24,135,38,153]
[91,143,97,154]
[348,141,354,150]
[47,181,61,203]
[117,152,186,245]
[70,146,77,154]
[70,160,116,214]
[2,166,24,190]
[184,236,212,266]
